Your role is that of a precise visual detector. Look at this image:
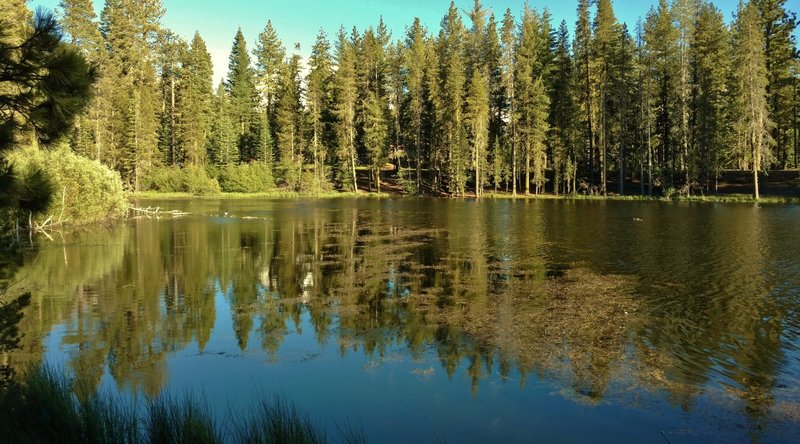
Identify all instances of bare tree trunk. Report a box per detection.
[585,51,594,189]
[170,74,176,164]
[415,128,421,193]
[512,137,517,196]
[600,85,607,195]
[525,142,530,195]
[619,144,624,195]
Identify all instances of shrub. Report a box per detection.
[8,146,127,225]
[182,165,221,195]
[299,169,334,193]
[140,165,220,196]
[396,169,418,195]
[140,165,183,193]
[217,162,274,193]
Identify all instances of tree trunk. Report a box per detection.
[619,144,624,195]
[525,142,530,195]
[512,137,517,196]
[170,74,176,165]
[415,128,421,193]
[600,85,606,195]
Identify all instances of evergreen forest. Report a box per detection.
[6,0,800,198]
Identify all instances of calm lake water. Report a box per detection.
[8,198,800,442]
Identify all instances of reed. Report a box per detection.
[0,365,364,444]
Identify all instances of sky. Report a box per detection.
[29,0,800,83]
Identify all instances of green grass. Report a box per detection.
[480,192,800,204]
[131,190,799,205]
[130,191,391,200]
[0,365,365,444]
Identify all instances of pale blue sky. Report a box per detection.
[29,0,800,83]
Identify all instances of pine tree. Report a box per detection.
[516,5,546,195]
[467,0,488,77]
[438,1,467,196]
[500,9,517,194]
[177,32,213,166]
[672,0,700,186]
[363,91,388,192]
[755,0,797,167]
[485,13,505,193]
[613,24,639,195]
[793,60,800,167]
[226,28,258,162]
[423,35,443,193]
[592,0,620,195]
[644,0,680,188]
[253,20,285,114]
[574,0,595,189]
[386,42,404,180]
[252,108,273,165]
[691,3,731,191]
[59,0,102,53]
[404,18,428,192]
[59,0,105,159]
[635,19,655,196]
[733,0,774,200]
[100,0,164,190]
[466,0,491,196]
[0,0,32,45]
[207,82,237,165]
[333,28,358,192]
[0,10,95,222]
[549,20,579,195]
[465,69,490,196]
[157,31,186,165]
[275,54,304,189]
[307,29,334,190]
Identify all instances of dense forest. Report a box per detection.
[10,0,800,197]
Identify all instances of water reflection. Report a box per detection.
[3,199,800,438]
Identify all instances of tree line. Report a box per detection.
[52,0,799,197]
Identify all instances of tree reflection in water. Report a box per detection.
[2,199,799,436]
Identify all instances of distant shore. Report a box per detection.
[130,190,800,204]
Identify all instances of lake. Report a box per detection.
[7,198,800,442]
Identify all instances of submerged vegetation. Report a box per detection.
[0,365,365,444]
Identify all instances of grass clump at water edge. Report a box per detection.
[0,365,365,444]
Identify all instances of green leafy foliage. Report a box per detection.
[217,163,275,193]
[8,146,126,225]
[140,165,220,196]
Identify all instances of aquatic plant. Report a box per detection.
[0,365,364,444]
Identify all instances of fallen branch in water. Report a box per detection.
[128,206,190,217]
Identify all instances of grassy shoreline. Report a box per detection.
[130,190,800,204]
[0,365,365,444]
[130,191,391,200]
[481,192,800,204]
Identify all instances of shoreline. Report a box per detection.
[130,190,800,204]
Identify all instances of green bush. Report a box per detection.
[299,169,334,193]
[8,146,127,225]
[217,162,274,193]
[140,165,183,192]
[141,165,220,196]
